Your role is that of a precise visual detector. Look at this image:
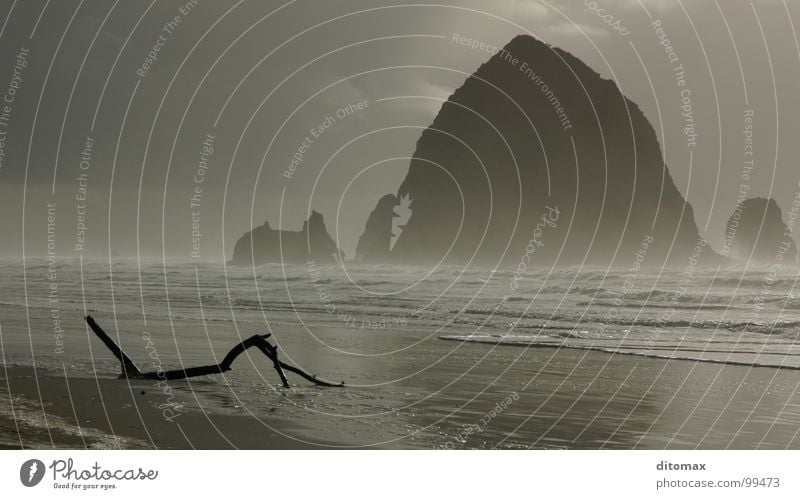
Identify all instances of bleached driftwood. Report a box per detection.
[85,315,343,388]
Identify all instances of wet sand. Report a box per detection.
[2,338,800,449]
[0,365,334,449]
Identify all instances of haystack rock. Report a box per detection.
[723,198,798,264]
[358,35,717,267]
[230,211,341,265]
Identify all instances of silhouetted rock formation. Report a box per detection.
[230,211,341,265]
[356,194,399,262]
[358,35,717,267]
[723,198,798,264]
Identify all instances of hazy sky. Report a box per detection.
[0,0,798,260]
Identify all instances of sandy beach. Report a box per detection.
[0,364,334,449]
[2,260,800,449]
[3,332,800,450]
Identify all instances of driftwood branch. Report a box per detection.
[85,316,343,388]
[86,316,142,378]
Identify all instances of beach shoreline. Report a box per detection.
[0,364,339,450]
[2,260,800,450]
[3,342,800,450]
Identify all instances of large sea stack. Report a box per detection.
[723,197,798,264]
[358,35,716,267]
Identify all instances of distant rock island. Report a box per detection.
[723,197,798,264]
[230,211,341,265]
[358,34,717,267]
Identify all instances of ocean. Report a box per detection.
[2,258,800,448]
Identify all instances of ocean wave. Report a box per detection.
[579,300,732,311]
[258,275,306,282]
[454,305,800,335]
[712,277,799,289]
[438,335,800,370]
[523,285,610,296]
[783,299,800,310]
[0,391,150,449]
[746,295,800,306]
[354,280,397,286]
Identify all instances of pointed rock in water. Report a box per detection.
[358,34,717,267]
[723,197,798,264]
[230,210,342,265]
[356,193,399,262]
